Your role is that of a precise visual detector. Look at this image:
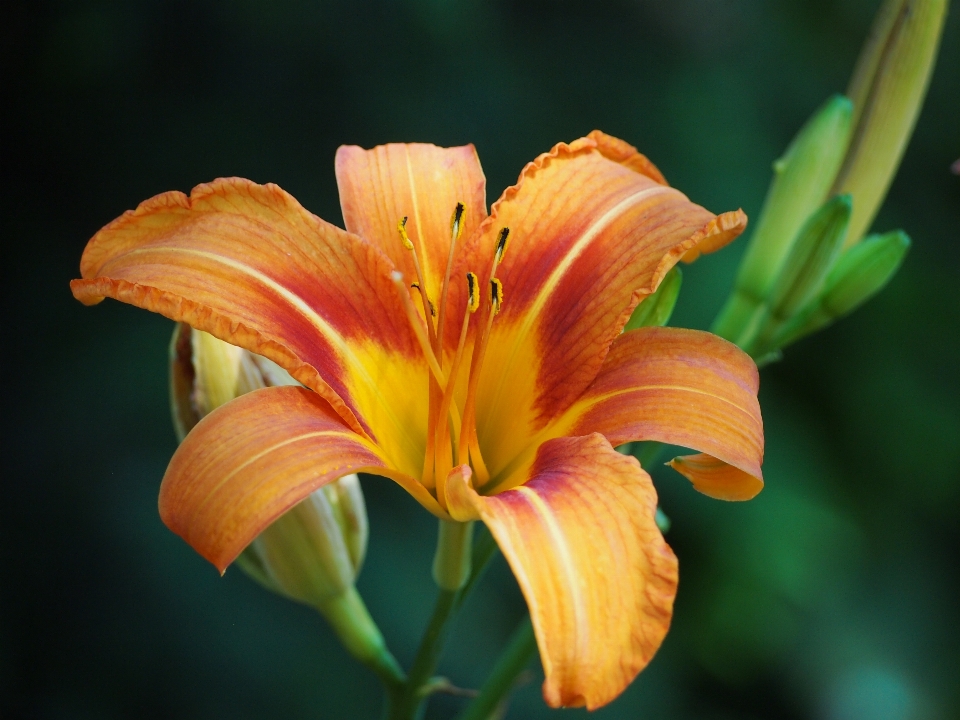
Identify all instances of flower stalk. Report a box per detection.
[320,588,406,689]
[456,616,538,720]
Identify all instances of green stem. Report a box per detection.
[385,589,459,720]
[456,615,537,720]
[385,518,485,719]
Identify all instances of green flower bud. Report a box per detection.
[169,323,298,441]
[168,323,368,606]
[238,473,368,607]
[713,95,852,345]
[832,0,948,246]
[624,266,682,331]
[775,230,911,347]
[167,324,402,686]
[746,195,852,357]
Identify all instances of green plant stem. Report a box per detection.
[456,615,537,720]
[384,519,496,719]
[384,589,459,720]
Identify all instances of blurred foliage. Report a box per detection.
[2,0,958,718]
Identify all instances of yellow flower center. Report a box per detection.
[390,204,511,508]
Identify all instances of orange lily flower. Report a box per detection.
[71,131,763,709]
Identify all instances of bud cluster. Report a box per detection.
[712,0,945,362]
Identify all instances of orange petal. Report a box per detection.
[667,453,761,502]
[587,129,668,185]
[70,178,430,476]
[445,434,678,709]
[472,137,746,480]
[161,386,446,572]
[569,326,763,500]
[678,208,749,263]
[335,142,487,344]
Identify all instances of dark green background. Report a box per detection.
[3,1,958,718]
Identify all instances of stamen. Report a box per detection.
[436,202,467,362]
[494,227,510,265]
[397,217,414,250]
[490,278,504,315]
[466,272,480,313]
[450,202,466,243]
[390,271,446,386]
[397,217,439,348]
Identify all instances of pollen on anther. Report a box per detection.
[397,217,414,250]
[451,202,466,242]
[494,228,511,263]
[490,278,504,315]
[466,272,480,313]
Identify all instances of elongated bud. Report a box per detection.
[167,325,400,685]
[169,323,298,440]
[775,230,911,347]
[713,95,852,345]
[237,474,368,606]
[624,266,682,331]
[823,230,911,313]
[168,324,369,605]
[832,0,948,246]
[772,194,852,318]
[746,195,852,357]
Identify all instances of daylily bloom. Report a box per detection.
[71,131,764,709]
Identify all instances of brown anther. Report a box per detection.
[466,272,479,313]
[494,228,511,264]
[450,203,466,242]
[490,278,504,315]
[398,217,414,250]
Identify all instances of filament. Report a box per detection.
[436,202,466,365]
[390,271,446,387]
